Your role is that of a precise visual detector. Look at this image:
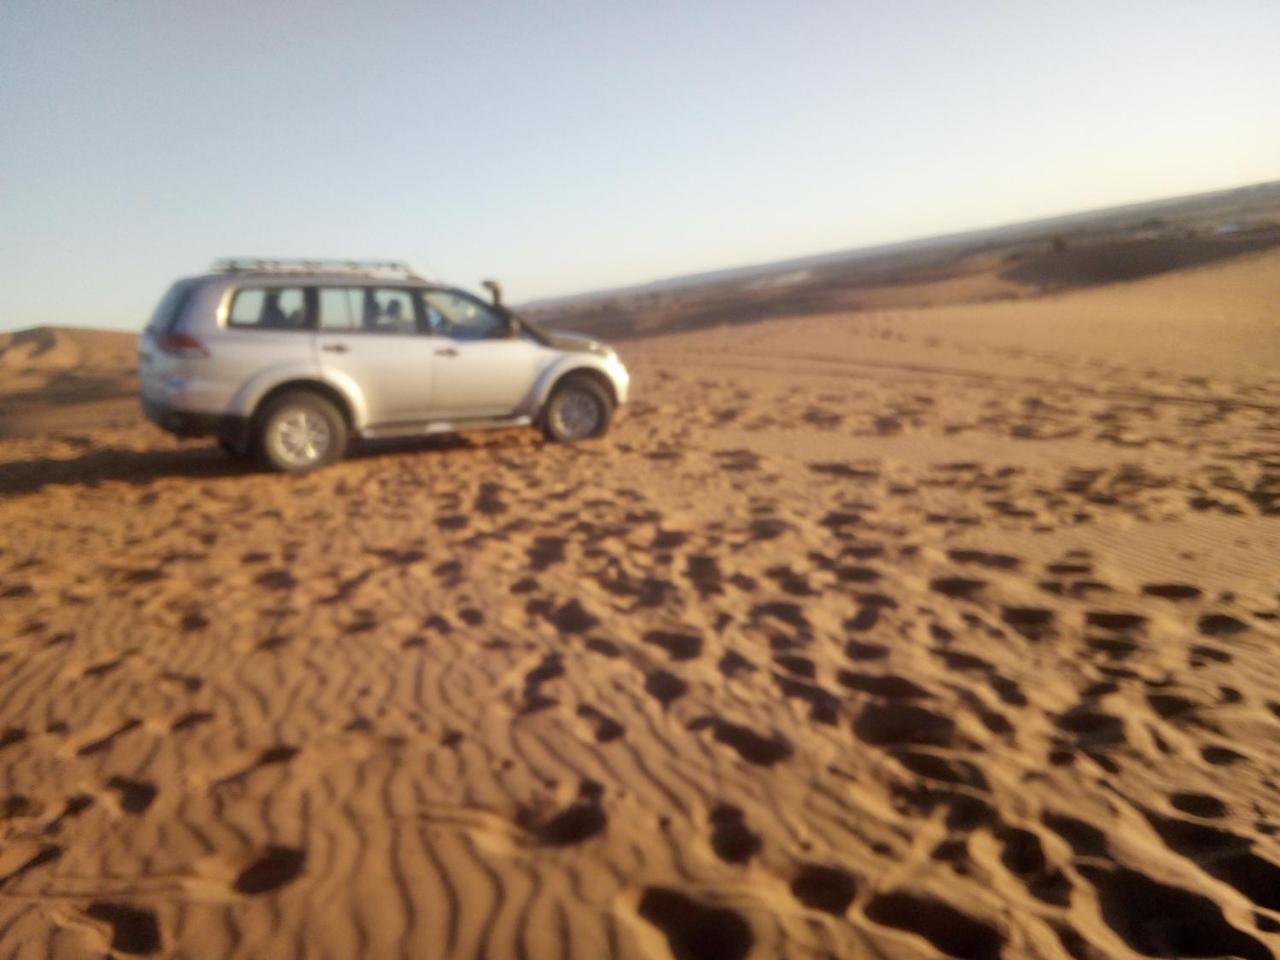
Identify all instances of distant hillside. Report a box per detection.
[525,180,1280,340]
[523,178,1280,311]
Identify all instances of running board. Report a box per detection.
[360,415,532,439]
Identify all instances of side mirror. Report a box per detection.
[481,279,503,307]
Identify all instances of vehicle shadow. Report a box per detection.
[0,434,524,499]
[0,445,241,498]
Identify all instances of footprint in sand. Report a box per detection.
[519,653,563,714]
[233,846,307,895]
[254,569,297,590]
[716,650,754,678]
[845,640,889,661]
[684,555,724,597]
[644,669,687,707]
[1086,611,1146,631]
[707,804,761,865]
[106,777,157,814]
[1001,606,1054,639]
[527,781,607,847]
[837,672,931,700]
[947,549,1021,571]
[80,651,137,679]
[1142,582,1202,600]
[637,887,753,960]
[1141,810,1280,912]
[1075,864,1272,960]
[929,577,987,601]
[642,629,703,661]
[864,891,1003,960]
[1169,791,1228,818]
[1198,613,1248,637]
[854,702,957,748]
[750,601,811,635]
[772,654,814,678]
[701,719,792,766]
[85,902,161,955]
[1053,705,1125,748]
[576,704,625,743]
[894,752,988,790]
[773,675,840,725]
[549,599,600,634]
[789,864,858,916]
[1201,744,1247,766]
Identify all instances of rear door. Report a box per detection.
[202,284,318,412]
[422,289,547,418]
[313,286,436,426]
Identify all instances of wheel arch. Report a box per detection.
[251,379,356,430]
[539,364,618,415]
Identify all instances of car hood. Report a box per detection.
[544,330,613,356]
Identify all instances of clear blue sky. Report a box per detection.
[2,0,1277,331]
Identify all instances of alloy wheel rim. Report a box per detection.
[274,409,331,466]
[555,391,601,439]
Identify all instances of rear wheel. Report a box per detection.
[254,391,348,473]
[542,376,613,443]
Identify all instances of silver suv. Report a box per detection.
[139,260,630,472]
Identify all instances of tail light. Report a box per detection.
[158,333,209,357]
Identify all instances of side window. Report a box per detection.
[422,290,508,341]
[228,287,308,329]
[318,287,420,334]
[317,288,360,331]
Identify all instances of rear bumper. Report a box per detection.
[142,398,250,450]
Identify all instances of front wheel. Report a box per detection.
[542,377,613,443]
[254,391,348,473]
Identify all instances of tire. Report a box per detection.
[542,375,613,443]
[253,391,348,473]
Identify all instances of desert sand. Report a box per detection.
[2,247,1279,959]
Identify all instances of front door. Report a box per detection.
[313,286,436,426]
[422,289,545,418]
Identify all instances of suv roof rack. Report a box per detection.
[213,258,427,280]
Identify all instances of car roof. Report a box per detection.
[196,271,435,285]
[189,258,442,289]
[184,272,467,294]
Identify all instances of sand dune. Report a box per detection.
[1,250,1279,958]
[0,327,139,439]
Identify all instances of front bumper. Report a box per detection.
[606,357,631,406]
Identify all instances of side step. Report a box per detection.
[361,415,532,439]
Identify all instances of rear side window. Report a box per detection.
[145,281,196,334]
[318,287,420,334]
[228,287,309,330]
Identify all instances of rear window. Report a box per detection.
[145,280,196,334]
[228,287,309,330]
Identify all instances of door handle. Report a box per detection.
[435,347,459,357]
[320,343,349,354]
